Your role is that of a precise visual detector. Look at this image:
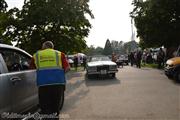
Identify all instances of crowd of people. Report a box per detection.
[73,55,87,71]
[129,50,142,68]
[128,48,166,69]
[112,48,166,69]
[70,47,166,71]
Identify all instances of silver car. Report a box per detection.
[0,44,38,118]
[86,56,118,79]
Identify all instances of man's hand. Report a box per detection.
[65,67,70,73]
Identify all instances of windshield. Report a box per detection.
[90,56,110,62]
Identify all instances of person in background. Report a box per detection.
[129,52,135,66]
[136,50,142,68]
[82,56,87,70]
[142,51,147,65]
[157,48,165,69]
[73,55,78,71]
[111,53,117,63]
[30,41,69,120]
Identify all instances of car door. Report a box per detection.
[0,53,12,115]
[0,48,38,113]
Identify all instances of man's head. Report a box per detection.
[42,41,54,49]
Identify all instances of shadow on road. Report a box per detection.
[66,71,84,80]
[63,79,89,111]
[171,79,180,85]
[65,79,85,94]
[63,88,89,111]
[85,77,121,86]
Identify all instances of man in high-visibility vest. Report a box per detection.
[30,41,69,119]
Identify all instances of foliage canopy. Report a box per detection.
[131,0,180,48]
[0,0,93,54]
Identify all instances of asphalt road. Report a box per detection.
[62,66,180,120]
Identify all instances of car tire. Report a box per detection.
[166,74,173,79]
[110,73,115,78]
[87,74,93,79]
[59,90,64,111]
[178,72,180,82]
[165,71,173,79]
[174,70,180,83]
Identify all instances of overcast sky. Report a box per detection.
[6,0,136,48]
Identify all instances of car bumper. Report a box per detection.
[116,61,123,65]
[87,70,118,75]
[164,67,174,76]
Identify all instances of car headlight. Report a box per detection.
[166,64,174,68]
[168,64,174,68]
[109,65,117,70]
[88,66,97,72]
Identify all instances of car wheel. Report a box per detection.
[110,73,115,78]
[178,72,180,82]
[87,74,93,79]
[167,75,173,79]
[174,70,180,83]
[59,90,64,111]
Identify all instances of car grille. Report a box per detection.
[97,65,109,71]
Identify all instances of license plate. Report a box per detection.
[100,70,107,74]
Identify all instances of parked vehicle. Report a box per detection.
[0,44,38,118]
[116,55,128,66]
[67,55,74,67]
[165,45,180,82]
[116,56,124,68]
[86,56,118,79]
[0,44,65,119]
[123,54,129,65]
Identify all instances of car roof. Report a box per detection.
[0,44,32,57]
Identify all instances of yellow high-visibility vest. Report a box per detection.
[33,49,65,86]
[33,49,62,69]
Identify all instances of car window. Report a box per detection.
[0,49,31,72]
[91,56,110,62]
[91,57,99,62]
[101,57,110,61]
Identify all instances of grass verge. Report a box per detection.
[141,63,159,69]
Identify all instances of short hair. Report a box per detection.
[42,41,54,49]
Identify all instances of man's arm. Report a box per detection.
[29,57,36,69]
[61,52,70,72]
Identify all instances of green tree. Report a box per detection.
[85,46,103,56]
[103,39,112,55]
[1,0,93,54]
[111,40,119,54]
[95,47,103,55]
[118,41,125,54]
[85,45,95,56]
[0,0,12,44]
[131,0,180,48]
[0,0,7,12]
[124,41,138,53]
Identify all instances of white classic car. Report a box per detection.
[86,56,118,78]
